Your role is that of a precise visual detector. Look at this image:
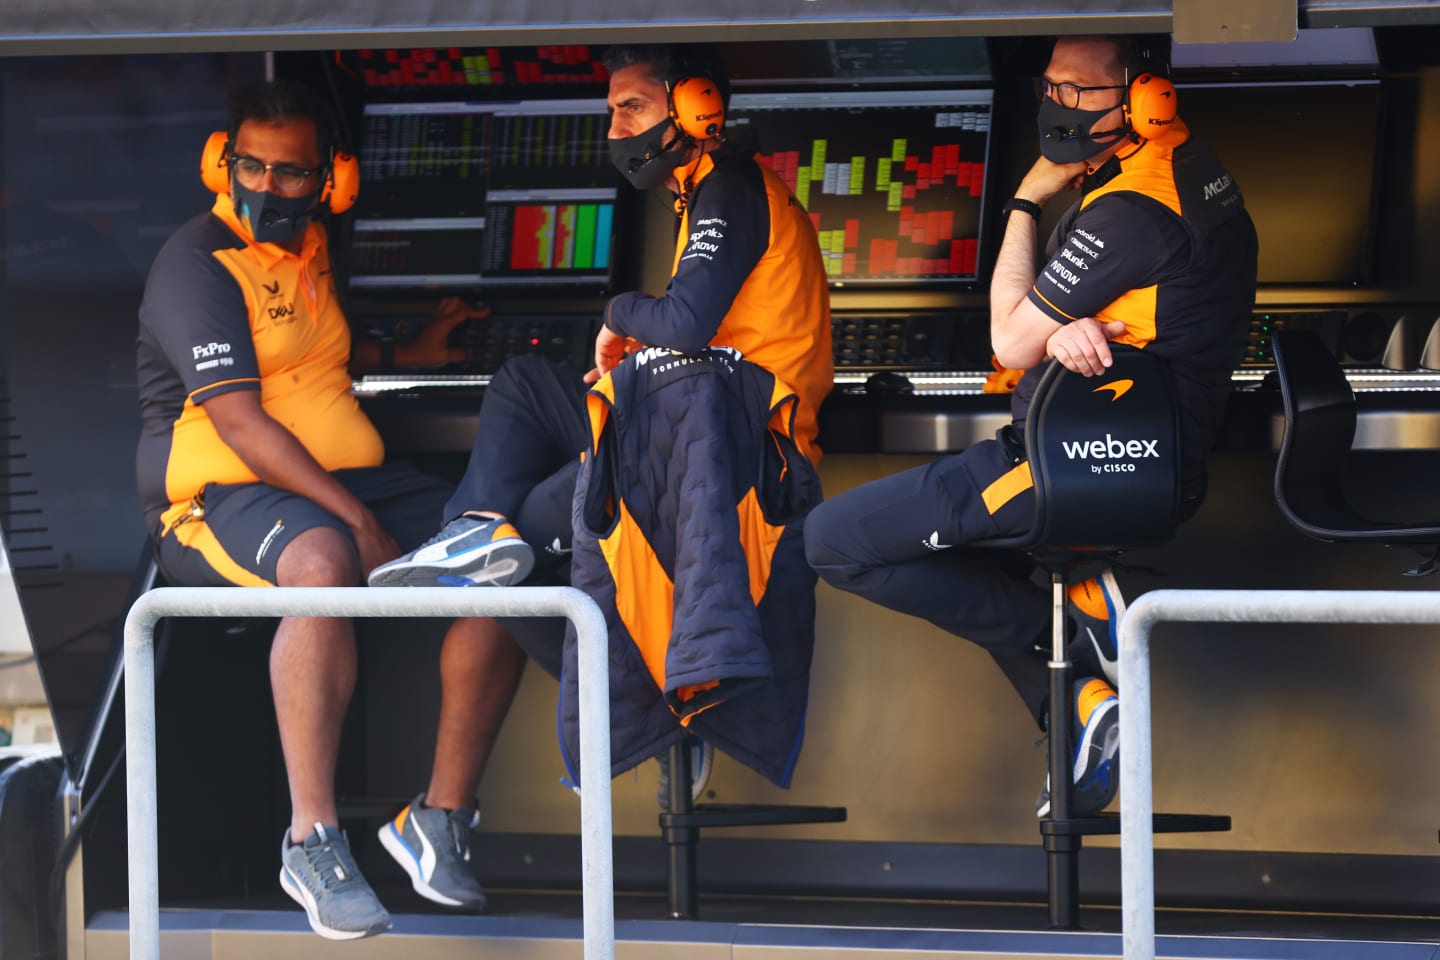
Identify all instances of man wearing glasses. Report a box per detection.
[136,81,514,940]
[805,35,1257,818]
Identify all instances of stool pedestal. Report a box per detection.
[657,738,847,918]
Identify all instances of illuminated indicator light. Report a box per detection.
[810,139,827,173]
[530,338,540,346]
[886,182,904,212]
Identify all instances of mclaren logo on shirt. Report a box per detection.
[1202,174,1233,201]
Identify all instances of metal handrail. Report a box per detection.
[1118,588,1440,960]
[123,586,613,960]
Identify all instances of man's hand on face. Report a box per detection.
[1045,316,1127,376]
[584,324,640,384]
[1015,155,1091,207]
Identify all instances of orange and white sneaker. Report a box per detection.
[1035,677,1120,819]
[1068,568,1126,686]
[368,514,534,588]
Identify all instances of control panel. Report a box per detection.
[1244,306,1440,370]
[358,312,595,375]
[832,310,990,370]
[457,314,595,374]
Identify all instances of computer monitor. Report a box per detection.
[349,97,620,292]
[724,89,994,287]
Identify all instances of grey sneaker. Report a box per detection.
[279,823,391,940]
[368,515,535,588]
[378,794,488,909]
[655,737,715,810]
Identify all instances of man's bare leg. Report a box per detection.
[425,616,528,810]
[270,526,362,842]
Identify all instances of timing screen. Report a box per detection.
[727,90,993,284]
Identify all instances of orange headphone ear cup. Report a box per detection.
[1125,72,1178,138]
[321,151,360,214]
[669,76,725,140]
[200,131,230,195]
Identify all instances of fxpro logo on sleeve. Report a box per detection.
[192,340,234,373]
[1059,378,1161,475]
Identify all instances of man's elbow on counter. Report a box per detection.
[991,337,1045,374]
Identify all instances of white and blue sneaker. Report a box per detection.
[1068,567,1126,687]
[368,514,535,588]
[1035,677,1121,819]
[279,823,391,940]
[378,794,488,909]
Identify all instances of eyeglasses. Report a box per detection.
[229,154,318,192]
[1034,78,1126,109]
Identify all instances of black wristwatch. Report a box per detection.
[1002,197,1043,221]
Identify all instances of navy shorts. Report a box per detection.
[154,463,451,587]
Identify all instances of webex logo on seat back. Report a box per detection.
[1060,377,1162,475]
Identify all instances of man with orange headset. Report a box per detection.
[804,35,1257,818]
[136,81,516,939]
[371,43,832,798]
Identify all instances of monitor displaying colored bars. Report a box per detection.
[340,45,608,90]
[349,98,619,290]
[726,89,993,285]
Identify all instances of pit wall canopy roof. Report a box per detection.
[2,0,1439,56]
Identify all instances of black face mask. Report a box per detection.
[608,116,690,191]
[232,181,319,245]
[1036,97,1129,165]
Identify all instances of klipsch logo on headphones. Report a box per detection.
[261,278,296,324]
[693,109,722,122]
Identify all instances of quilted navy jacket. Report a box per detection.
[558,346,823,787]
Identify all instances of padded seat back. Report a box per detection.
[1272,328,1440,544]
[1023,344,1184,552]
[1271,329,1365,540]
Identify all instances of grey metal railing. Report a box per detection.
[1119,588,1440,960]
[123,586,613,960]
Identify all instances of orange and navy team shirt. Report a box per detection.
[1022,118,1259,474]
[601,144,834,463]
[135,193,383,532]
